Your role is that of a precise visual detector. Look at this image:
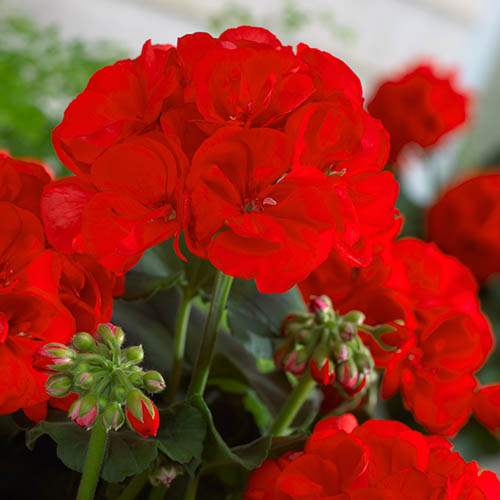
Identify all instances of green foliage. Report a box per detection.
[0,12,124,173]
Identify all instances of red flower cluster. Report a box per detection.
[0,152,119,419]
[427,171,500,284]
[368,63,469,165]
[244,414,500,499]
[43,27,398,292]
[301,238,494,436]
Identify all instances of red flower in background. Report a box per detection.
[301,238,494,436]
[368,63,469,165]
[473,384,500,435]
[427,171,500,284]
[244,415,500,499]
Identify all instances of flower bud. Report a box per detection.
[344,375,367,397]
[343,310,366,326]
[336,359,359,391]
[124,345,144,364]
[126,389,159,437]
[46,374,73,397]
[71,332,95,352]
[32,343,75,374]
[274,339,295,368]
[150,463,182,487]
[308,295,332,314]
[113,385,127,402]
[143,371,166,393]
[339,323,356,341]
[129,372,144,387]
[96,323,125,349]
[283,350,307,375]
[69,394,98,428]
[75,371,95,391]
[331,341,351,362]
[102,402,125,431]
[310,357,335,385]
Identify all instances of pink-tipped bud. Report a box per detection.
[332,341,350,362]
[310,358,335,386]
[46,374,73,397]
[283,351,307,375]
[308,295,331,314]
[102,402,125,431]
[150,464,181,487]
[143,371,166,393]
[339,323,356,341]
[96,323,125,349]
[336,359,359,391]
[69,394,98,428]
[75,371,95,391]
[33,343,75,374]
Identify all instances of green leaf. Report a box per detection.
[157,402,207,464]
[26,420,159,482]
[227,279,306,358]
[189,395,271,470]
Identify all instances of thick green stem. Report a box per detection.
[166,291,194,405]
[76,418,108,500]
[116,469,150,500]
[187,271,233,397]
[147,484,168,500]
[184,475,199,500]
[270,371,317,436]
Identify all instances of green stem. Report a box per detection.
[184,475,199,500]
[166,291,194,405]
[76,418,108,500]
[270,371,317,436]
[187,271,233,397]
[116,469,150,500]
[147,484,168,500]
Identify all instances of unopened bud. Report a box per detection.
[46,374,73,397]
[150,464,182,487]
[71,332,95,352]
[33,343,75,374]
[96,323,125,349]
[283,350,307,375]
[69,394,98,428]
[343,310,366,326]
[124,345,144,364]
[336,359,359,391]
[310,357,335,385]
[113,385,127,402]
[102,402,125,431]
[308,295,332,314]
[129,372,144,387]
[332,341,350,362]
[339,323,356,341]
[143,371,166,393]
[75,371,95,391]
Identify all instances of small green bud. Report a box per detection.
[113,385,127,402]
[129,372,144,387]
[97,323,125,349]
[46,374,73,397]
[143,371,166,393]
[71,332,95,352]
[124,345,144,364]
[102,402,125,431]
[343,310,366,325]
[75,371,95,391]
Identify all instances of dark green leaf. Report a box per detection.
[157,402,207,464]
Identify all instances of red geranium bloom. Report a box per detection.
[0,153,51,217]
[42,133,187,273]
[368,63,469,165]
[244,415,500,499]
[184,127,340,293]
[301,238,493,435]
[52,41,183,178]
[427,171,500,283]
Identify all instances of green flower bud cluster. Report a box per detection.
[275,295,393,401]
[40,323,166,433]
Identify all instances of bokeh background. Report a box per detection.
[1,0,500,489]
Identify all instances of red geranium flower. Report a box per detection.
[473,384,500,435]
[52,41,183,178]
[244,415,500,499]
[368,63,469,165]
[427,171,500,283]
[184,127,339,293]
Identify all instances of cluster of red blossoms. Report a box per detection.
[301,237,495,436]
[244,414,500,499]
[0,152,121,419]
[368,63,469,165]
[42,26,398,293]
